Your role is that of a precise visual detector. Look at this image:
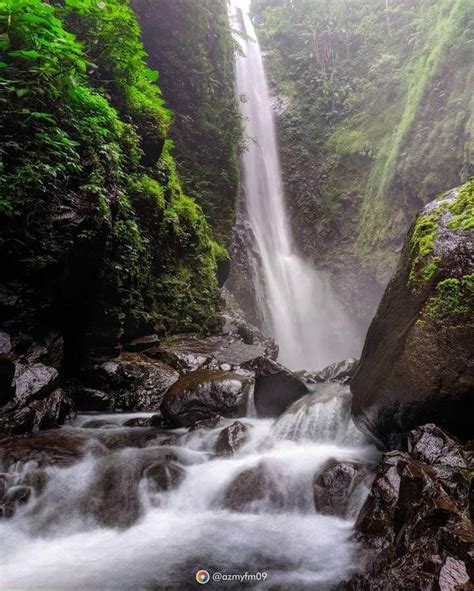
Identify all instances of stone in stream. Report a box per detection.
[312,459,371,518]
[143,459,185,492]
[351,181,474,448]
[215,421,249,456]
[160,370,254,428]
[241,357,309,418]
[300,358,359,385]
[0,429,107,470]
[346,424,473,591]
[223,459,288,512]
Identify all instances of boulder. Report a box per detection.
[347,425,473,590]
[313,459,371,518]
[0,388,73,436]
[124,334,160,352]
[215,421,249,456]
[242,357,309,418]
[301,358,359,385]
[161,370,254,427]
[143,458,185,492]
[82,352,179,411]
[0,429,104,470]
[223,459,287,512]
[147,332,269,374]
[13,363,59,406]
[351,181,474,448]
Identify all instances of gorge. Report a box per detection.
[0,1,473,590]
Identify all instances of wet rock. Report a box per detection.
[11,388,73,434]
[13,363,59,406]
[215,421,249,456]
[83,352,179,411]
[313,459,370,518]
[82,448,187,528]
[143,459,185,491]
[0,485,32,519]
[147,332,269,374]
[223,459,287,512]
[122,417,152,427]
[346,425,473,590]
[188,415,225,432]
[0,388,74,436]
[242,357,309,418]
[351,182,474,448]
[302,358,359,385]
[0,429,104,469]
[124,334,160,352]
[161,370,254,427]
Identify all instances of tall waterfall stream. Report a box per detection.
[0,386,377,590]
[233,0,360,370]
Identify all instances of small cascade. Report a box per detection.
[231,0,361,370]
[0,403,377,590]
[272,383,368,446]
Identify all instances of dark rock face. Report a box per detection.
[0,331,73,436]
[215,421,248,456]
[352,183,474,448]
[161,370,254,427]
[313,459,371,518]
[347,425,473,591]
[82,352,179,412]
[243,357,309,418]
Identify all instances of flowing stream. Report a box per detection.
[0,386,377,590]
[232,0,360,370]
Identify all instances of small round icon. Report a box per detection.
[196,570,210,585]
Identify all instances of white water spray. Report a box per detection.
[232,0,360,370]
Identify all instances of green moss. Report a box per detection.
[409,178,474,288]
[425,277,472,320]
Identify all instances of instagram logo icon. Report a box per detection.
[196,570,210,585]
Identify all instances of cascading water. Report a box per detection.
[0,393,377,590]
[232,1,360,371]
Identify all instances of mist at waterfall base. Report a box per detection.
[0,386,378,590]
[232,0,361,371]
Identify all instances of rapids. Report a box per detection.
[0,387,378,590]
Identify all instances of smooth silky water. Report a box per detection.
[0,386,378,590]
[232,0,360,370]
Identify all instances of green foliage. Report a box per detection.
[0,0,224,351]
[253,0,473,271]
[133,0,242,245]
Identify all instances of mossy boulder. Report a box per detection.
[351,180,474,448]
[160,369,254,427]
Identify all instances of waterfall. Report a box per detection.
[231,1,360,371]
